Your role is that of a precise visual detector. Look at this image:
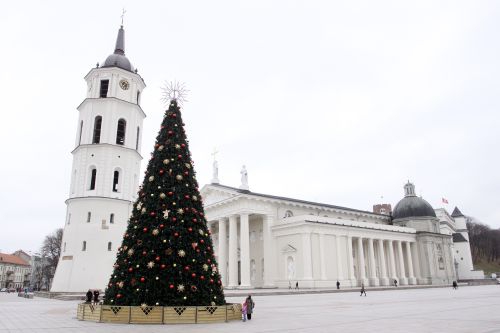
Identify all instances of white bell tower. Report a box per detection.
[51,25,146,292]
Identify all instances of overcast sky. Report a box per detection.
[1,1,499,254]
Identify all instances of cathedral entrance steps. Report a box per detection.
[35,283,480,301]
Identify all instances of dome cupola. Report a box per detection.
[392,182,436,219]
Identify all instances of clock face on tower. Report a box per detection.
[119,79,130,90]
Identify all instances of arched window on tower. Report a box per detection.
[107,242,112,251]
[112,170,120,192]
[92,116,102,144]
[89,168,97,190]
[110,213,115,224]
[82,241,87,251]
[78,120,83,145]
[136,126,140,150]
[137,91,141,105]
[116,119,126,145]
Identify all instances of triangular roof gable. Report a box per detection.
[200,184,241,206]
[451,207,465,218]
[204,183,386,217]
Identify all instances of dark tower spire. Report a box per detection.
[114,25,125,55]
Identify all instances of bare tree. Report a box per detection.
[467,220,500,264]
[40,228,63,289]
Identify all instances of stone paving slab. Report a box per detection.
[1,285,499,332]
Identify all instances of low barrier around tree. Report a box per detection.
[77,303,242,324]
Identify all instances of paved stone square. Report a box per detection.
[0,285,499,333]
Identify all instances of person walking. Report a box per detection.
[85,290,92,303]
[295,281,299,290]
[360,283,367,296]
[452,281,458,290]
[336,281,340,290]
[393,279,398,287]
[241,302,248,322]
[93,290,100,304]
[245,295,255,320]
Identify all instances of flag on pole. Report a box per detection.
[442,198,449,204]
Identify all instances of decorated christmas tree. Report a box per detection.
[104,98,225,307]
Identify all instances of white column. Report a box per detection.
[347,236,356,285]
[388,240,397,282]
[302,232,313,281]
[411,242,421,284]
[367,238,379,286]
[357,237,367,285]
[319,234,327,280]
[406,241,416,285]
[397,240,408,285]
[228,215,238,288]
[377,239,389,286]
[335,235,343,281]
[239,213,251,288]
[263,215,275,287]
[217,218,227,286]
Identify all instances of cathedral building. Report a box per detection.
[51,25,481,292]
[201,179,482,288]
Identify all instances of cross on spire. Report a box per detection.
[121,8,127,26]
[211,147,219,161]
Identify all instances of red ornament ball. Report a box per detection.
[150,212,156,217]
[177,154,182,159]
[155,256,161,261]
[184,266,190,271]
[191,273,196,278]
[168,130,173,136]
[174,232,179,237]
[140,277,145,282]
[117,294,122,298]
[200,239,205,244]
[181,143,185,148]
[172,217,177,222]
[128,268,133,272]
[184,171,189,176]
[184,195,190,199]
[159,169,164,175]
[200,276,205,280]
[169,284,174,289]
[143,227,148,233]
[188,227,193,232]
[161,264,166,269]
[210,279,214,284]
[168,191,173,196]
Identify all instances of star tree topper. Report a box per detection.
[162,81,189,105]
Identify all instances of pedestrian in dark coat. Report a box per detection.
[394,279,398,287]
[360,283,366,296]
[245,295,255,320]
[93,290,100,304]
[336,281,340,289]
[295,281,299,290]
[452,281,458,290]
[85,290,92,303]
